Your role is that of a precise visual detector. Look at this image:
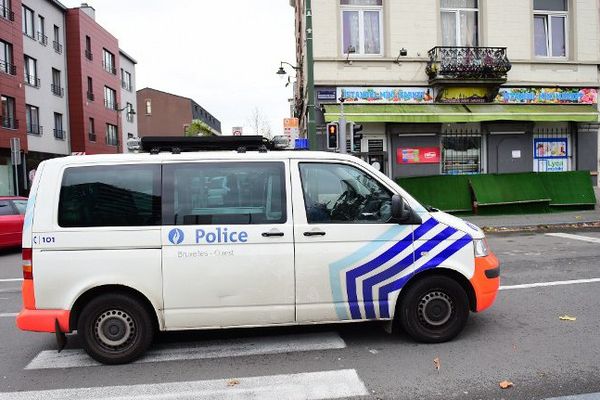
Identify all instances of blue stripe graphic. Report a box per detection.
[378,234,472,318]
[328,225,408,320]
[361,226,457,319]
[345,218,439,319]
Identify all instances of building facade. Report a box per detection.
[137,87,221,137]
[119,49,137,150]
[291,0,600,184]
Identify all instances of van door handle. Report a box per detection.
[304,231,326,237]
[262,231,284,237]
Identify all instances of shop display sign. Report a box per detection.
[496,88,598,104]
[438,87,490,103]
[317,89,337,101]
[534,138,568,172]
[397,147,440,164]
[338,87,434,104]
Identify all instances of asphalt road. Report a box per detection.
[0,229,599,399]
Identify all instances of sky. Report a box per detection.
[60,0,296,136]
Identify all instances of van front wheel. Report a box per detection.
[398,276,469,343]
[77,293,154,364]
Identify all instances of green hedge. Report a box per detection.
[395,175,472,212]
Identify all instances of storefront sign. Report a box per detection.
[338,87,433,104]
[438,87,489,104]
[539,159,568,172]
[283,118,299,140]
[397,147,440,164]
[496,88,598,104]
[317,89,337,101]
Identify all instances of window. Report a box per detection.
[0,200,16,216]
[1,39,15,75]
[22,5,34,37]
[299,163,392,224]
[37,15,47,45]
[87,76,94,101]
[85,35,92,60]
[163,162,287,225]
[441,135,482,174]
[1,95,16,129]
[145,99,152,115]
[51,68,63,96]
[24,55,38,87]
[88,117,95,142]
[1,0,14,21]
[104,86,117,109]
[340,0,383,55]
[102,48,116,74]
[12,199,27,214]
[58,165,162,228]
[121,69,132,91]
[105,123,118,146]
[126,102,134,122]
[441,0,478,46]
[53,112,64,139]
[25,104,40,134]
[534,0,567,57]
[52,25,62,54]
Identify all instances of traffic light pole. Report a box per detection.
[338,97,347,154]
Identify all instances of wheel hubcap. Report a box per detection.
[418,291,453,327]
[94,310,135,349]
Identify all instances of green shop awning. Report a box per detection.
[323,104,599,123]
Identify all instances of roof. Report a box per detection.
[119,49,138,64]
[47,0,67,11]
[137,87,193,102]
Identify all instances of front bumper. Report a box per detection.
[470,252,500,312]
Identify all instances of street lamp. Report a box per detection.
[116,104,136,153]
[276,61,300,79]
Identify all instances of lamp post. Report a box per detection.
[116,104,136,154]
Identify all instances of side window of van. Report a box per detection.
[299,163,392,224]
[58,165,161,227]
[163,162,286,225]
[0,201,15,216]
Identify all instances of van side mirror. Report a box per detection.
[391,194,422,225]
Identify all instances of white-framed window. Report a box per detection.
[440,0,478,47]
[145,99,152,115]
[102,48,116,74]
[534,0,567,57]
[104,86,117,110]
[340,0,383,56]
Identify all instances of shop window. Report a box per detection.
[340,0,383,55]
[533,127,572,172]
[534,0,567,57]
[441,135,482,174]
[441,0,478,47]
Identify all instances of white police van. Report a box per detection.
[17,136,500,364]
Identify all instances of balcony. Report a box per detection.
[1,5,15,21]
[51,84,64,97]
[27,125,43,135]
[37,32,48,46]
[24,74,40,88]
[102,61,116,75]
[54,129,65,140]
[0,60,17,76]
[87,91,95,101]
[1,117,18,130]
[53,41,63,54]
[85,49,93,61]
[426,46,511,83]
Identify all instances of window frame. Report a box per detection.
[106,123,118,146]
[298,161,396,225]
[440,0,479,47]
[21,5,34,38]
[25,104,39,134]
[23,55,38,87]
[533,1,568,58]
[102,48,116,74]
[104,85,117,110]
[339,1,384,57]
[53,112,64,139]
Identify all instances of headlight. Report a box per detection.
[474,239,489,257]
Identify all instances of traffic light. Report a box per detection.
[326,123,338,150]
[351,123,363,152]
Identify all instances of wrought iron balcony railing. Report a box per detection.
[426,46,511,81]
[88,132,96,142]
[0,60,17,76]
[87,91,95,101]
[51,84,64,97]
[85,50,93,61]
[1,5,15,21]
[37,32,48,46]
[1,117,18,130]
[54,129,65,139]
[102,61,116,75]
[53,41,63,54]
[24,74,40,88]
[27,125,43,135]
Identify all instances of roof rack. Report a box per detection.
[140,136,275,154]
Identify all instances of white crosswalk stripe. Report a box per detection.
[545,233,600,244]
[26,332,346,370]
[0,313,17,318]
[0,369,369,400]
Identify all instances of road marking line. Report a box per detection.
[500,278,600,291]
[0,369,368,400]
[546,392,600,400]
[0,278,22,283]
[0,313,17,318]
[25,332,346,370]
[546,232,600,244]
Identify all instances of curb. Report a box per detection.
[481,221,600,233]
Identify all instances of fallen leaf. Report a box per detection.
[559,315,577,321]
[433,357,440,371]
[227,379,240,387]
[499,380,513,389]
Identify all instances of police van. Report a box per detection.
[17,136,500,365]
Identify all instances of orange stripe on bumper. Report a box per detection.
[22,279,36,310]
[470,252,500,312]
[16,309,70,333]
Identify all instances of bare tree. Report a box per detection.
[247,107,272,138]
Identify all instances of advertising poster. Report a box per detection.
[283,118,299,140]
[338,87,434,104]
[534,138,568,172]
[397,147,440,164]
[496,88,597,104]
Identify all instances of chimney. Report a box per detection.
[80,3,95,20]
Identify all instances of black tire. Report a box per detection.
[77,293,154,365]
[397,276,469,343]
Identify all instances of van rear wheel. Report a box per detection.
[77,293,154,365]
[397,276,469,343]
